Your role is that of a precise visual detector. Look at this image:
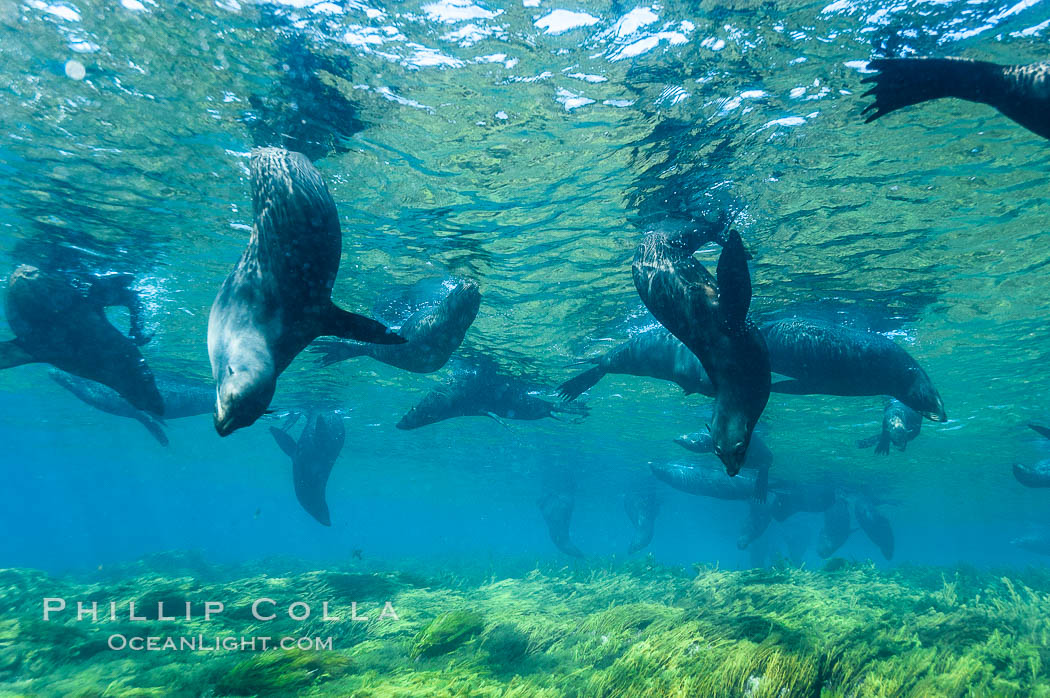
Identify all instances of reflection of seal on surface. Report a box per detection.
[1,265,163,414]
[557,326,714,401]
[312,277,481,373]
[270,411,346,526]
[633,228,770,475]
[208,147,403,436]
[862,57,1050,140]
[762,318,946,422]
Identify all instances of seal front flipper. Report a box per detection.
[861,58,1002,122]
[323,304,406,345]
[715,230,752,331]
[1028,423,1050,441]
[269,426,298,458]
[137,413,170,447]
[0,340,34,369]
[556,365,606,401]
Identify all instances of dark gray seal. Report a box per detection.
[737,499,773,551]
[538,491,584,558]
[862,57,1050,140]
[311,277,480,373]
[762,318,946,422]
[208,147,403,436]
[675,430,773,470]
[854,499,894,560]
[269,410,346,526]
[396,360,588,430]
[633,229,770,475]
[817,496,852,559]
[857,399,922,455]
[1,265,163,414]
[771,482,836,522]
[556,326,714,401]
[623,490,659,555]
[50,370,216,446]
[1012,424,1050,488]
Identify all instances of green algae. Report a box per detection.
[7,559,1050,696]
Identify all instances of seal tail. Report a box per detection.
[861,57,1005,123]
[0,340,34,370]
[324,304,406,345]
[556,366,606,401]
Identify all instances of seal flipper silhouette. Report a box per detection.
[1029,423,1050,441]
[0,340,33,369]
[861,57,1050,140]
[269,411,345,526]
[538,492,584,558]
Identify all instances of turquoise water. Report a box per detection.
[3,0,1050,575]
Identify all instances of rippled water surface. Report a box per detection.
[3,0,1050,570]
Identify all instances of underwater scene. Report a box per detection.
[4,0,1050,695]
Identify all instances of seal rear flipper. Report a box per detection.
[293,462,333,526]
[136,413,170,447]
[0,340,34,370]
[556,366,606,401]
[324,304,406,345]
[1028,423,1050,441]
[309,338,369,366]
[715,230,753,331]
[269,426,298,459]
[861,57,1005,123]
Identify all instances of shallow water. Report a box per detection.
[3,0,1050,693]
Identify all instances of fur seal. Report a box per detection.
[857,399,922,455]
[770,482,836,522]
[396,360,588,430]
[817,496,852,559]
[556,326,714,401]
[737,499,773,551]
[854,499,894,560]
[311,277,481,373]
[675,430,772,470]
[649,461,762,501]
[632,229,770,475]
[269,411,345,526]
[538,491,584,558]
[1,265,163,414]
[862,57,1050,140]
[208,147,403,436]
[1012,424,1050,488]
[762,318,946,422]
[50,370,216,446]
[623,490,659,554]
[1012,532,1050,556]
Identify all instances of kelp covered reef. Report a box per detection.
[5,554,1050,697]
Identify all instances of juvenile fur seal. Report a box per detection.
[854,500,894,560]
[857,399,921,455]
[208,147,403,436]
[762,318,946,422]
[817,496,852,559]
[50,370,216,446]
[675,430,772,470]
[270,411,345,526]
[396,360,588,430]
[862,57,1050,140]
[538,491,584,558]
[311,277,481,373]
[633,229,770,475]
[623,490,659,554]
[556,326,714,401]
[1,265,163,414]
[649,461,762,501]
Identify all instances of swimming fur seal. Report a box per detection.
[396,360,588,430]
[208,147,403,436]
[311,277,481,373]
[675,430,773,470]
[50,370,216,446]
[854,499,894,560]
[817,496,852,559]
[737,499,773,550]
[556,326,714,401]
[623,490,659,554]
[770,482,836,522]
[649,461,762,501]
[633,229,770,475]
[1012,424,1050,488]
[1,265,163,414]
[538,491,584,558]
[269,411,346,526]
[857,399,922,455]
[762,318,946,422]
[862,57,1050,140]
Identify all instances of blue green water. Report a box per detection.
[2,0,1050,585]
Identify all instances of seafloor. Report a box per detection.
[3,554,1050,697]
